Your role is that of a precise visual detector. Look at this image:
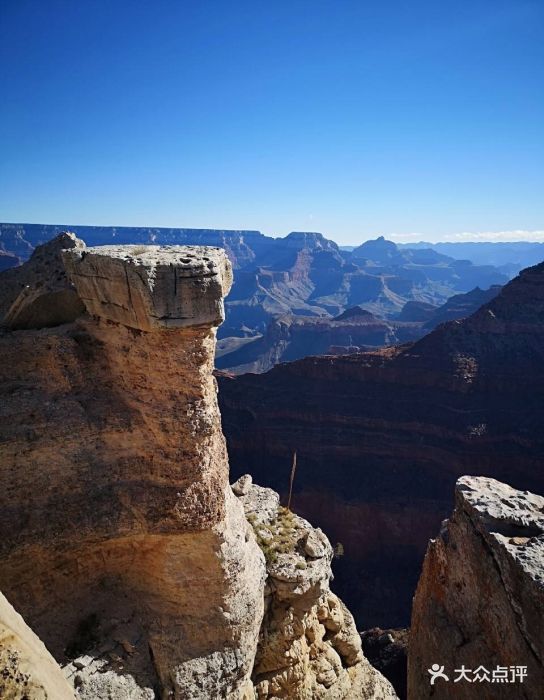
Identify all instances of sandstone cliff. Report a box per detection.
[409,476,544,699]
[218,261,544,627]
[0,239,393,699]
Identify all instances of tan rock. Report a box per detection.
[0,590,75,699]
[62,244,233,331]
[0,244,263,699]
[239,482,398,699]
[0,231,85,329]
[409,476,544,699]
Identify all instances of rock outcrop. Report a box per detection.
[0,591,75,699]
[409,476,544,699]
[0,232,86,329]
[232,476,397,699]
[0,243,266,699]
[0,242,391,699]
[218,262,544,627]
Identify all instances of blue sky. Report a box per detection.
[1,0,543,244]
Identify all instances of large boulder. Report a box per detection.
[409,476,544,699]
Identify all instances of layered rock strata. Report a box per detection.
[408,476,544,699]
[232,475,397,700]
[0,244,265,699]
[218,262,544,627]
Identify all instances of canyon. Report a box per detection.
[0,236,395,699]
[218,259,544,629]
[0,224,507,348]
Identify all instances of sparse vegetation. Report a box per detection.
[247,505,305,565]
[131,246,148,256]
[334,542,345,558]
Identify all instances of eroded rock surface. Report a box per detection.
[0,590,74,699]
[63,244,233,331]
[0,231,85,329]
[232,476,398,700]
[408,476,544,699]
[0,244,266,699]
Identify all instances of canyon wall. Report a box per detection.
[218,262,544,628]
[409,476,544,699]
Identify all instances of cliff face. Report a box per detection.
[218,262,544,627]
[0,238,393,699]
[409,476,544,699]
[0,243,265,699]
[216,309,424,375]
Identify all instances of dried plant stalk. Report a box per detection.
[287,451,297,511]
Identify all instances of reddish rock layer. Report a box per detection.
[218,262,544,627]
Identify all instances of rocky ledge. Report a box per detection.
[232,474,397,699]
[409,476,544,699]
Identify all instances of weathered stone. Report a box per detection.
[0,244,262,699]
[303,529,327,559]
[62,244,233,331]
[232,473,253,496]
[239,482,398,699]
[409,476,544,699]
[0,590,75,699]
[0,231,86,329]
[0,242,393,699]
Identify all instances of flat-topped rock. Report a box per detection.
[62,245,233,331]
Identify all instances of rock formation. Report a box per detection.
[0,591,75,699]
[218,262,544,628]
[216,308,423,375]
[0,242,392,698]
[0,231,86,329]
[0,243,264,699]
[232,476,396,699]
[409,476,544,699]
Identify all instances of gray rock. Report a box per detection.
[62,244,233,331]
[231,473,252,496]
[409,476,544,699]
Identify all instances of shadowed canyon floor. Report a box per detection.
[218,260,544,628]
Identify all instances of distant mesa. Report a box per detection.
[334,306,376,321]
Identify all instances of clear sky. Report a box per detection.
[1,0,543,244]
